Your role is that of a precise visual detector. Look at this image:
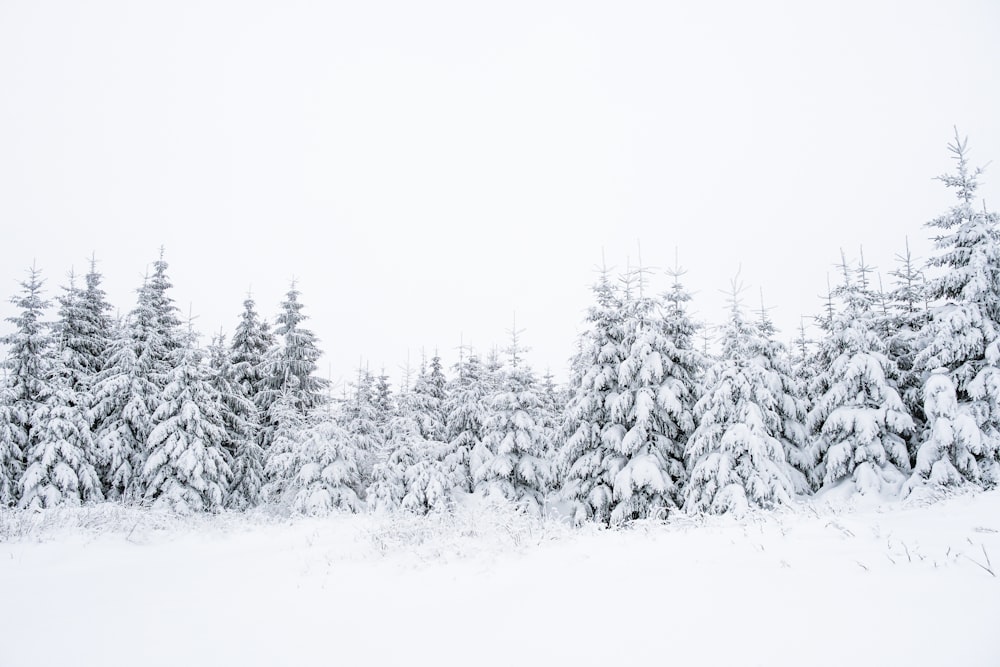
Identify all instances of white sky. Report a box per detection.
[2,0,999,390]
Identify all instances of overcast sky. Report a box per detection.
[2,0,999,390]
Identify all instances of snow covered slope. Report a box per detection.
[1,491,998,666]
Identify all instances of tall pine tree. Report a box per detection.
[914,131,1000,487]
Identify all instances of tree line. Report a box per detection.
[1,130,997,522]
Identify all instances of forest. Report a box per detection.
[1,131,997,523]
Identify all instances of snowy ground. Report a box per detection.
[2,491,999,667]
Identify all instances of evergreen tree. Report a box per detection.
[755,296,816,491]
[20,359,103,508]
[142,331,231,513]
[19,268,104,508]
[886,239,928,460]
[602,262,702,523]
[558,266,626,524]
[270,416,363,515]
[372,369,395,439]
[229,295,273,410]
[442,351,489,493]
[684,285,798,515]
[79,255,115,378]
[340,365,382,483]
[790,317,815,388]
[903,370,983,494]
[55,257,114,401]
[262,281,329,412]
[368,414,450,514]
[262,386,308,501]
[208,333,263,510]
[914,131,1000,486]
[808,255,913,495]
[93,255,182,500]
[92,320,156,500]
[0,381,26,506]
[406,353,447,442]
[472,330,551,514]
[2,266,52,458]
[537,369,564,468]
[258,282,329,450]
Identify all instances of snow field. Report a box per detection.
[1,490,998,667]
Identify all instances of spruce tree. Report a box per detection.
[92,321,156,500]
[685,285,797,515]
[208,333,263,509]
[80,255,115,379]
[472,329,551,514]
[93,254,182,500]
[914,131,1000,486]
[0,380,26,506]
[887,239,928,461]
[258,282,329,451]
[808,255,913,496]
[442,350,489,493]
[2,266,52,458]
[269,416,362,515]
[262,386,308,501]
[755,296,816,491]
[263,281,329,412]
[142,330,231,513]
[406,353,447,442]
[368,414,450,514]
[903,370,983,495]
[20,358,103,508]
[229,295,273,410]
[340,365,382,484]
[558,266,628,524]
[20,270,104,508]
[372,369,395,439]
[602,262,702,523]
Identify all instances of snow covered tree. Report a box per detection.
[903,370,983,495]
[755,296,816,491]
[262,386,308,501]
[684,285,799,515]
[406,353,447,442]
[19,268,105,508]
[886,239,929,459]
[91,321,157,500]
[263,282,329,412]
[258,282,329,450]
[208,333,263,510]
[229,294,273,412]
[54,257,114,399]
[142,330,232,513]
[93,254,183,500]
[269,416,363,515]
[140,249,184,387]
[808,254,914,496]
[2,266,52,459]
[442,351,489,493]
[472,329,551,514]
[340,365,382,483]
[604,261,702,523]
[558,266,626,524]
[790,317,815,389]
[372,369,395,438]
[368,414,451,514]
[537,369,563,467]
[0,382,26,506]
[20,362,103,508]
[914,131,1000,487]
